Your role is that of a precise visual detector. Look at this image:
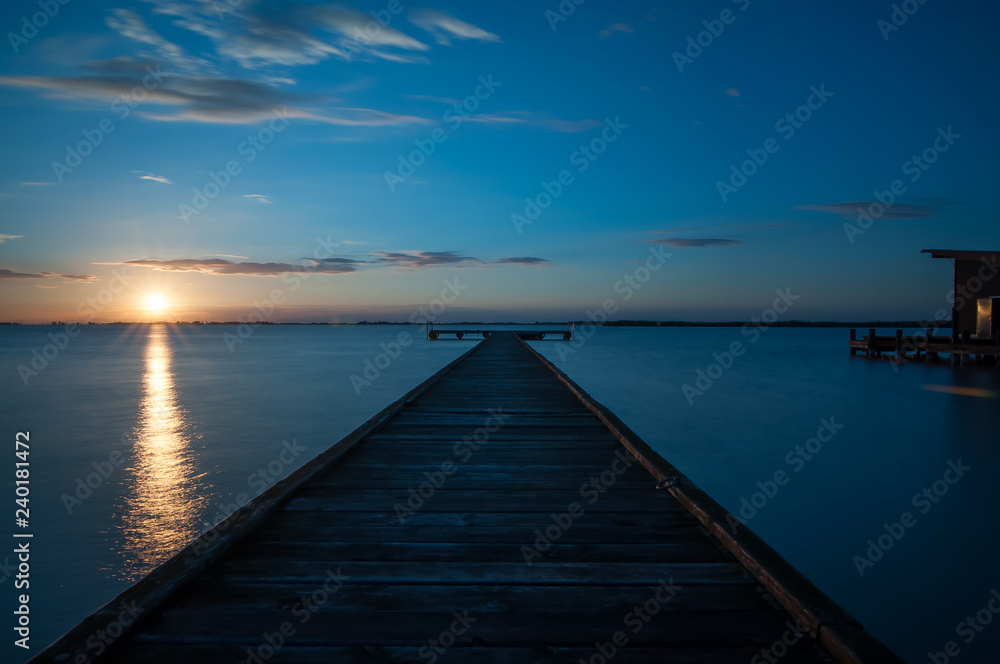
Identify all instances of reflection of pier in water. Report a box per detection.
[115,327,206,581]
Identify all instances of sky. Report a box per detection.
[0,0,998,323]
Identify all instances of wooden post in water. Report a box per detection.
[867,328,876,357]
[850,328,856,356]
[925,327,934,362]
[895,329,903,360]
[961,331,971,365]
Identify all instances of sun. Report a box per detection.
[145,294,168,313]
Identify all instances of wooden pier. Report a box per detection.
[849,328,1000,366]
[32,333,901,663]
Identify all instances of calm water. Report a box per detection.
[1,324,998,663]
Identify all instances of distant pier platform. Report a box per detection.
[849,328,1000,366]
[426,323,574,341]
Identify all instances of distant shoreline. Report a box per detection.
[0,320,946,328]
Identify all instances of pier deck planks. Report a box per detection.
[39,332,892,663]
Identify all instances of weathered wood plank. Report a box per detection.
[319,472,653,489]
[213,560,753,585]
[103,644,830,664]
[251,509,699,528]
[125,610,799,647]
[160,582,763,613]
[228,540,732,563]
[284,489,685,513]
[248,524,706,544]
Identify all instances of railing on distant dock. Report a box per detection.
[849,328,1000,367]
[425,322,574,341]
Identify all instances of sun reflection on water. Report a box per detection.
[114,326,206,581]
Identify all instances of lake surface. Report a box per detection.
[1,324,998,663]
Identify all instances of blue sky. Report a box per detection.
[0,0,997,322]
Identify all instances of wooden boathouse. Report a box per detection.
[922,249,1000,338]
[31,333,901,663]
[850,249,1000,366]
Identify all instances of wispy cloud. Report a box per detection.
[313,6,430,53]
[460,111,601,133]
[103,257,360,276]
[599,22,633,39]
[135,171,172,184]
[143,0,432,68]
[243,194,271,204]
[372,250,479,269]
[0,4,499,129]
[0,268,96,280]
[0,268,45,279]
[401,100,599,133]
[489,256,551,266]
[649,238,742,249]
[311,257,368,265]
[0,234,22,243]
[410,10,501,46]
[106,7,209,72]
[726,88,741,97]
[371,250,550,270]
[19,182,52,186]
[405,93,461,105]
[148,104,428,127]
[797,202,939,219]
[102,250,551,276]
[0,70,429,126]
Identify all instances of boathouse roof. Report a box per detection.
[922,249,1000,261]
